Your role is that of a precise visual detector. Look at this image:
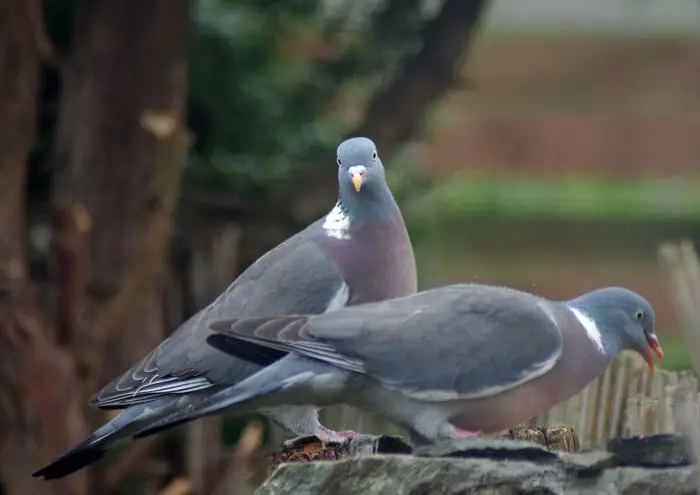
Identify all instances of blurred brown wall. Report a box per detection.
[424,36,700,178]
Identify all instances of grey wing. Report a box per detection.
[90,220,350,409]
[208,284,564,401]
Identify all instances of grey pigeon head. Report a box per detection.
[335,137,395,219]
[569,287,662,369]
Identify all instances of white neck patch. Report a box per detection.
[570,307,604,352]
[323,202,352,240]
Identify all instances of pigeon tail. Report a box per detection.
[32,412,135,479]
[33,398,178,480]
[32,436,109,480]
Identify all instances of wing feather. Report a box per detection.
[91,220,351,409]
[209,284,565,401]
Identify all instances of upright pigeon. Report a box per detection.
[34,137,417,479]
[196,284,662,445]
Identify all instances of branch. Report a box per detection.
[294,0,490,219]
[354,0,489,155]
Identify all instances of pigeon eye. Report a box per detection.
[635,310,644,321]
[372,151,377,160]
[336,157,342,167]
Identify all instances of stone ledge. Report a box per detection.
[260,431,698,495]
[268,425,578,471]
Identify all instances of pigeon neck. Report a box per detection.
[565,302,622,357]
[323,199,353,240]
[342,179,399,217]
[323,187,399,240]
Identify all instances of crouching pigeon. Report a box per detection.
[200,284,663,445]
[33,137,417,479]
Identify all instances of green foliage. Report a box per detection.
[406,175,700,223]
[659,338,692,371]
[39,0,440,199]
[187,0,430,196]
[188,0,326,193]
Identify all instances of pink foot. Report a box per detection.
[315,426,357,445]
[451,426,482,439]
[336,430,357,440]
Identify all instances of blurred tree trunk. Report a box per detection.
[0,2,90,495]
[51,0,190,403]
[49,0,191,489]
[0,0,190,493]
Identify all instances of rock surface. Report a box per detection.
[259,432,699,495]
[268,434,413,472]
[268,425,579,471]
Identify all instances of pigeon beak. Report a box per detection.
[352,174,363,192]
[643,332,664,370]
[349,165,366,192]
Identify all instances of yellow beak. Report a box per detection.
[351,173,363,192]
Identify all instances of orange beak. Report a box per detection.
[643,333,664,370]
[351,173,364,192]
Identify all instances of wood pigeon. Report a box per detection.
[33,137,417,479]
[200,284,663,445]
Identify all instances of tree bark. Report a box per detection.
[0,2,90,495]
[45,0,190,490]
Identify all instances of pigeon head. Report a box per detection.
[335,137,395,218]
[571,287,663,370]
